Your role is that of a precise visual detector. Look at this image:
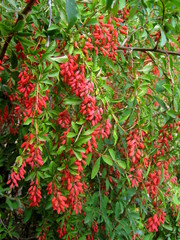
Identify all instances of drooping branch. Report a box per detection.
[117,46,180,56]
[0,0,36,61]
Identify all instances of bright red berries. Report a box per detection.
[146,211,166,232]
[57,110,71,128]
[28,179,42,207]
[52,192,68,214]
[16,42,26,59]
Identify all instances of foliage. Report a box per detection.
[0,0,180,239]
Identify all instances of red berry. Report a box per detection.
[139,142,145,149]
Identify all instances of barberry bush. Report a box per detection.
[0,0,180,239]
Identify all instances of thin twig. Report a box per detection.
[46,0,52,47]
[122,20,149,46]
[117,46,180,56]
[74,126,84,143]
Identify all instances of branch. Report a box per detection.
[117,46,180,56]
[160,0,165,23]
[0,0,36,61]
[122,20,149,46]
[46,0,52,47]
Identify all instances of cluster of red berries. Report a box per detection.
[47,167,86,215]
[16,42,26,60]
[146,211,166,232]
[57,110,71,128]
[127,129,145,187]
[21,134,43,168]
[14,69,49,123]
[86,119,111,153]
[28,178,41,207]
[60,55,103,126]
[7,133,44,189]
[91,16,119,60]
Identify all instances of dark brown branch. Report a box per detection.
[160,0,165,23]
[0,0,36,61]
[117,46,180,56]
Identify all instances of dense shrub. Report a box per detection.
[0,0,179,239]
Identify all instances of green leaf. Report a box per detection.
[68,44,74,55]
[113,125,118,146]
[119,109,131,124]
[24,118,32,125]
[45,200,52,210]
[117,160,126,169]
[63,96,82,105]
[50,55,68,63]
[139,63,153,74]
[7,0,17,8]
[172,194,180,205]
[25,171,36,181]
[23,208,32,223]
[108,149,116,160]
[174,98,178,112]
[86,153,92,166]
[49,161,56,174]
[67,132,77,138]
[71,121,79,134]
[14,20,25,32]
[76,119,85,125]
[106,0,114,9]
[154,96,168,110]
[128,4,138,19]
[68,157,76,166]
[155,80,166,93]
[73,147,85,153]
[171,0,180,8]
[47,24,59,32]
[48,70,59,78]
[73,150,82,160]
[6,199,14,210]
[57,146,66,155]
[167,110,177,118]
[137,86,147,97]
[17,36,35,46]
[144,233,154,240]
[160,27,167,47]
[91,158,100,179]
[65,0,78,28]
[102,155,113,166]
[16,156,23,167]
[163,84,172,94]
[119,0,126,10]
[83,125,98,135]
[163,224,173,231]
[75,136,91,146]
